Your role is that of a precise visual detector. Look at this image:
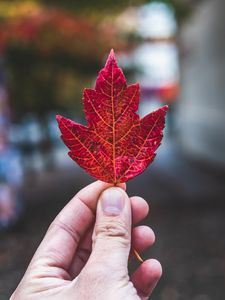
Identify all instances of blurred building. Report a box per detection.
[178,0,225,167]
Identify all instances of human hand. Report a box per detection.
[11,181,162,300]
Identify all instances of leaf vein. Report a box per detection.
[115,88,138,124]
[85,92,113,129]
[118,114,162,181]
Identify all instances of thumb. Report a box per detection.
[90,187,131,269]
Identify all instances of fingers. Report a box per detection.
[70,224,155,278]
[131,259,162,299]
[86,187,132,271]
[69,196,150,278]
[69,227,93,277]
[132,225,155,254]
[131,196,149,225]
[32,181,125,271]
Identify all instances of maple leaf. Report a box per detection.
[56,49,168,184]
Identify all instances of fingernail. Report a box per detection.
[101,187,124,216]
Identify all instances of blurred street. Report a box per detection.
[1,138,225,300]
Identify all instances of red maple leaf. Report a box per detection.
[56,50,168,184]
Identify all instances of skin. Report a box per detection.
[11,181,162,300]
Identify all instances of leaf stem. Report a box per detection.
[133,248,144,263]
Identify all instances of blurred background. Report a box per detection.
[0,0,225,299]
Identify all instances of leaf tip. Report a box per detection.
[162,105,169,112]
[157,105,169,116]
[109,48,115,58]
[106,48,117,67]
[56,114,62,122]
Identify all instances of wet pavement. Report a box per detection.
[0,140,225,300]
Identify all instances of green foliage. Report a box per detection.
[38,0,191,22]
[1,5,126,120]
[6,46,97,120]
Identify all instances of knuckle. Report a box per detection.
[94,219,130,246]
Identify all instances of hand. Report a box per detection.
[11,181,162,300]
